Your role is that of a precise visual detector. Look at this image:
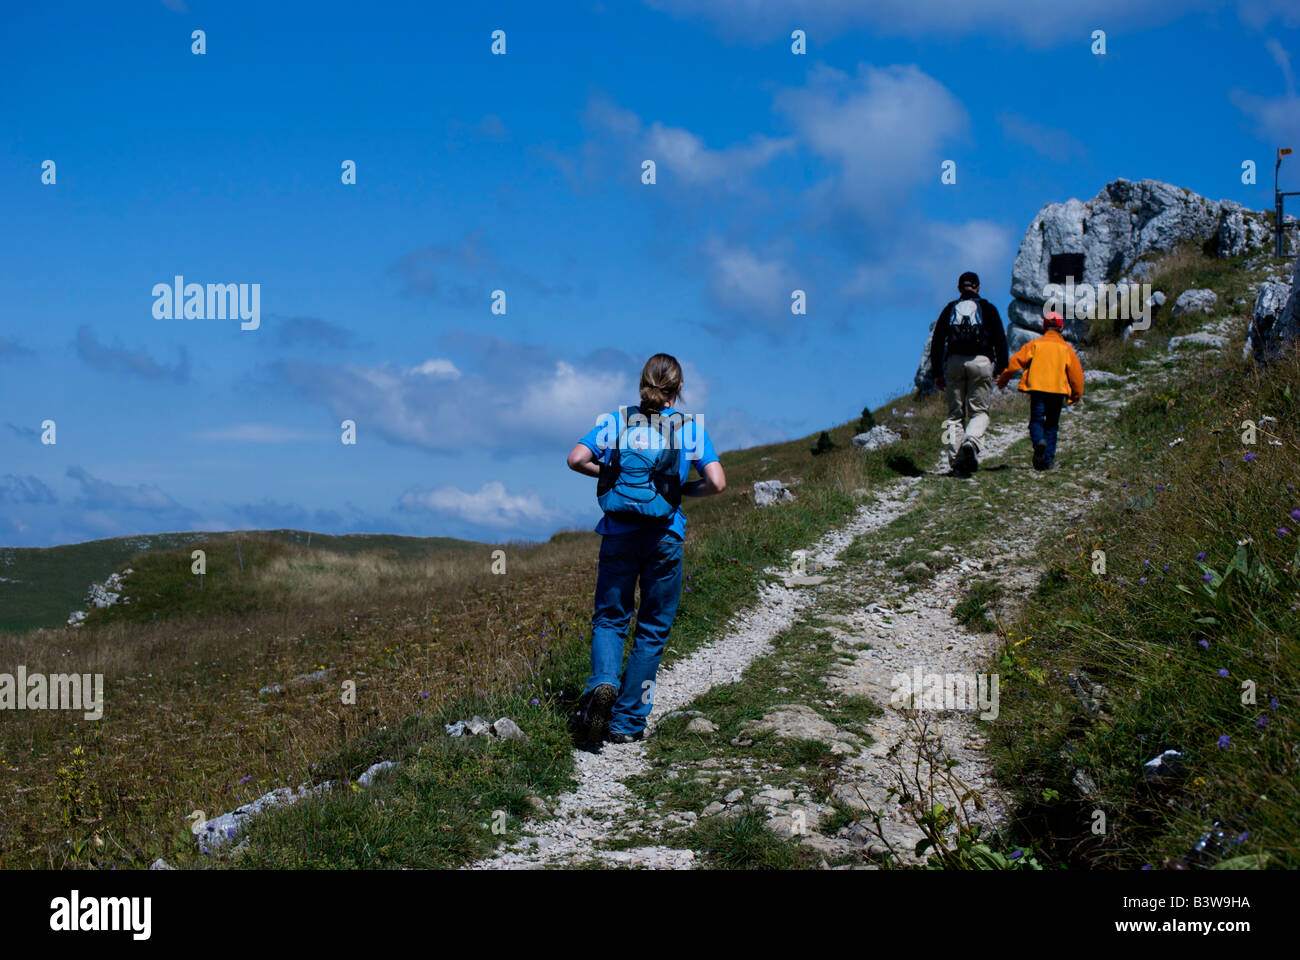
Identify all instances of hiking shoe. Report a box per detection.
[1032,442,1048,471]
[606,729,644,744]
[575,683,617,744]
[953,441,978,475]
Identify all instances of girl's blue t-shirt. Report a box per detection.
[577,405,718,540]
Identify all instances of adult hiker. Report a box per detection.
[565,353,726,746]
[929,271,1009,475]
[995,311,1084,470]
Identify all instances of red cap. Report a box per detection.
[1043,311,1064,331]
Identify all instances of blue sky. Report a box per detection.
[2,0,1298,547]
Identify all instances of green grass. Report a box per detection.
[953,580,1003,631]
[988,268,1300,869]
[0,529,479,633]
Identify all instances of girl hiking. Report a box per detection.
[565,354,726,746]
[995,311,1084,470]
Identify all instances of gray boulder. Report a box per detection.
[1216,200,1273,257]
[1171,288,1218,317]
[1000,179,1270,360]
[1168,332,1227,350]
[914,320,938,393]
[850,425,901,452]
[1250,267,1298,362]
[492,717,528,741]
[753,480,795,508]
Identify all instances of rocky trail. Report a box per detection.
[472,372,1159,869]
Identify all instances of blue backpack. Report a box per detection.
[596,406,689,525]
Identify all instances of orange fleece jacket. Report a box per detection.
[997,329,1084,403]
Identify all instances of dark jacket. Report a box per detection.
[929,296,1009,380]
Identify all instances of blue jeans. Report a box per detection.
[1028,391,1065,466]
[585,527,684,736]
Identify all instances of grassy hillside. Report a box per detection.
[0,529,479,633]
[990,282,1300,868]
[0,395,934,869]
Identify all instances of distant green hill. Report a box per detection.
[0,529,482,634]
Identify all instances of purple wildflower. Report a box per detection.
[1196,551,1207,561]
[1217,735,1231,749]
[239,774,252,785]
[1199,639,1210,649]
[1203,572,1214,583]
[1271,697,1279,711]
[1218,668,1229,678]
[1279,528,1291,538]
[1256,716,1268,729]
[1139,577,1148,585]
[530,698,539,706]
[1291,508,1300,522]
[1244,452,1256,462]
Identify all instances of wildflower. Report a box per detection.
[1279,528,1291,538]
[1202,572,1214,583]
[1162,564,1170,573]
[1244,452,1256,462]
[1157,485,1166,491]
[1196,551,1207,561]
[1143,559,1151,568]
[530,698,539,706]
[1192,777,1206,787]
[1217,735,1231,749]
[1291,509,1300,522]
[1199,639,1210,649]
[1271,697,1279,711]
[1256,716,1268,729]
[1139,577,1147,585]
[1236,831,1250,844]
[238,774,252,785]
[420,691,429,700]
[1009,850,1023,861]
[1218,668,1229,678]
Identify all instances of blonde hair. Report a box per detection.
[638,353,682,413]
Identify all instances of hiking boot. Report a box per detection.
[574,683,617,744]
[606,729,644,744]
[1032,442,1048,471]
[953,441,978,475]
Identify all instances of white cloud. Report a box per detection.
[844,218,1015,308]
[774,63,968,222]
[399,481,561,528]
[586,95,795,187]
[410,358,461,378]
[704,238,796,332]
[274,340,635,454]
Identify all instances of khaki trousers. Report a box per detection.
[943,354,993,464]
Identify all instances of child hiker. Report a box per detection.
[995,312,1084,470]
[565,354,726,746]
